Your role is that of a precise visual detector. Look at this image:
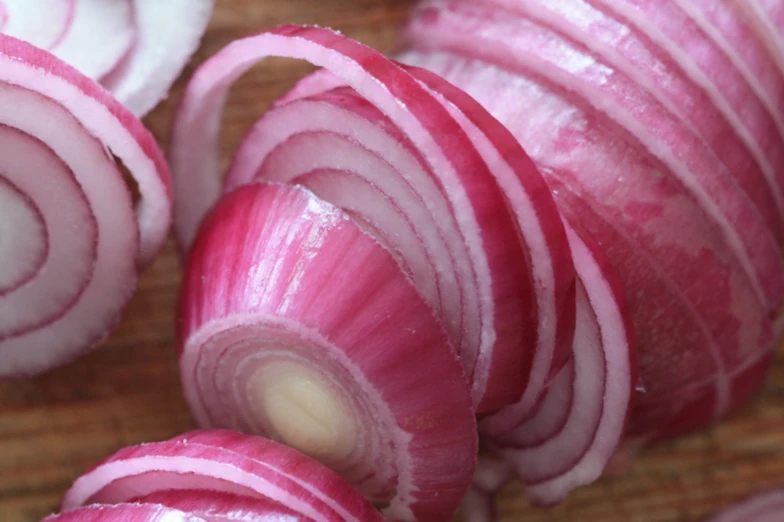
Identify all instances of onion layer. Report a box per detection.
[62,430,387,522]
[43,504,207,522]
[0,0,214,116]
[495,223,635,505]
[137,490,305,521]
[0,0,134,80]
[0,34,171,377]
[458,456,512,522]
[179,183,477,521]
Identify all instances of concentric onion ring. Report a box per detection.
[0,34,171,377]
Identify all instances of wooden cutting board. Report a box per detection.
[1,1,782,520]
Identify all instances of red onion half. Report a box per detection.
[0,0,214,116]
[0,34,171,377]
[179,183,476,521]
[169,25,574,413]
[401,0,781,440]
[706,489,784,522]
[61,430,386,522]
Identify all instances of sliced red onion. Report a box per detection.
[488,356,574,448]
[397,62,577,422]
[178,183,476,521]
[706,489,784,522]
[401,5,777,439]
[0,34,171,376]
[406,0,784,314]
[591,0,784,209]
[0,0,213,116]
[0,0,134,80]
[137,489,305,521]
[42,503,207,522]
[61,430,387,522]
[171,25,537,413]
[496,223,635,505]
[436,0,784,248]
[672,0,784,148]
[101,0,215,116]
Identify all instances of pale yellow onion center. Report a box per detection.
[253,361,356,461]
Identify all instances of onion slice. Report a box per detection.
[137,489,307,521]
[101,0,215,116]
[0,0,214,116]
[178,183,476,521]
[43,503,208,522]
[171,25,540,413]
[496,223,635,505]
[0,0,134,80]
[61,430,388,522]
[398,62,576,422]
[0,34,171,376]
[706,489,784,522]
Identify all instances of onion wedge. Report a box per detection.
[61,430,388,522]
[178,183,476,521]
[0,34,171,377]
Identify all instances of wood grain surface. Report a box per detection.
[1,1,783,521]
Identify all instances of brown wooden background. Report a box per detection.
[1,0,783,520]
